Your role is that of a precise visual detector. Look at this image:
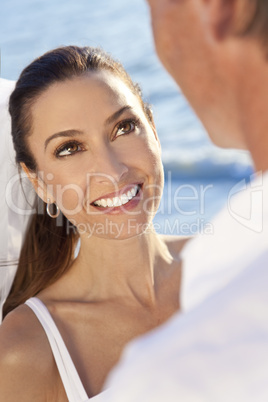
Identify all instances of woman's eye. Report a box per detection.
[116,120,136,137]
[56,142,82,157]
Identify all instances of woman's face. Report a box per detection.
[28,70,164,239]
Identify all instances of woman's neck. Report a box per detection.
[65,228,174,308]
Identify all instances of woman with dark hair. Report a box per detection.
[0,46,187,401]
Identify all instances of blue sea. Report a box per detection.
[0,0,254,235]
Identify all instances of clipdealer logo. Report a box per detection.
[227,172,263,233]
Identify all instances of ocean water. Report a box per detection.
[0,0,253,234]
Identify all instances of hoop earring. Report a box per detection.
[46,201,60,218]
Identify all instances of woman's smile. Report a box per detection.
[90,183,143,213]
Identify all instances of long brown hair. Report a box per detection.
[3,46,152,318]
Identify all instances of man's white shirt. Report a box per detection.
[0,78,35,322]
[106,172,268,401]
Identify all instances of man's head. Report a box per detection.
[147,0,268,151]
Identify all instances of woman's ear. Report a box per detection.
[20,162,55,204]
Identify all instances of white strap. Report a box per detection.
[25,297,89,402]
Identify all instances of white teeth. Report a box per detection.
[121,194,129,205]
[93,185,140,208]
[107,198,113,207]
[113,197,122,207]
[131,186,137,197]
[94,199,108,207]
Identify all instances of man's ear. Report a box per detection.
[202,0,256,40]
[20,162,55,204]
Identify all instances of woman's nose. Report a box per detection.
[90,146,129,184]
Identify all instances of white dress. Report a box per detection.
[25,297,111,401]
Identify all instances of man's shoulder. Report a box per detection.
[106,249,268,401]
[160,234,191,259]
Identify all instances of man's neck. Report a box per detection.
[235,40,268,173]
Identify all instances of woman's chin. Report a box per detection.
[77,218,155,241]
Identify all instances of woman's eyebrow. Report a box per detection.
[44,129,84,150]
[105,105,132,126]
[44,106,132,150]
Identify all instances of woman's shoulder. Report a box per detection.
[160,234,192,259]
[0,303,45,352]
[0,304,57,401]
